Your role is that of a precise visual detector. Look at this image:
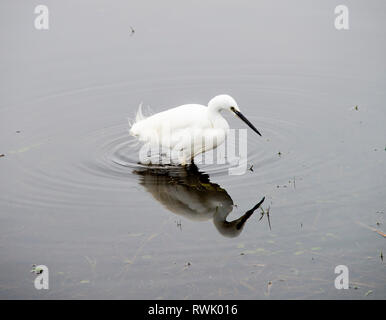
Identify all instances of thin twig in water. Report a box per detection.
[259,206,272,230]
[355,221,386,238]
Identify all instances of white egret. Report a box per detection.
[129,94,261,165]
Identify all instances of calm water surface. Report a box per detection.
[0,0,385,299]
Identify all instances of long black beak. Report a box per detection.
[233,109,262,136]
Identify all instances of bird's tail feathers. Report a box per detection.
[128,102,147,129]
[135,102,145,123]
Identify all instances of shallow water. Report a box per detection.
[0,0,385,299]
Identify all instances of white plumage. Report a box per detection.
[129,94,261,165]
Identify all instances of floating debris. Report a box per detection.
[242,248,265,255]
[0,154,4,158]
[80,280,90,284]
[129,26,135,36]
[30,264,43,274]
[265,281,272,296]
[380,251,383,262]
[365,290,373,296]
[248,164,254,172]
[354,105,359,111]
[376,230,385,237]
[127,232,143,237]
[354,221,386,238]
[277,151,282,156]
[259,206,271,230]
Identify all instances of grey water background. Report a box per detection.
[0,0,385,299]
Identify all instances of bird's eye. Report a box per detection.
[230,106,235,111]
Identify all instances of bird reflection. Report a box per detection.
[134,164,265,237]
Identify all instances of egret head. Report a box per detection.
[208,94,262,136]
[208,94,239,113]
